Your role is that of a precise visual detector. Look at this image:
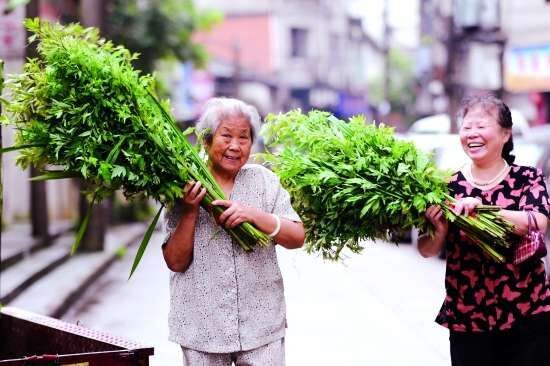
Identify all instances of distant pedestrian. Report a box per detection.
[162,97,305,366]
[417,94,550,366]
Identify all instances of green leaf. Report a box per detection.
[397,163,409,175]
[111,165,126,179]
[1,144,44,154]
[128,204,164,279]
[30,171,81,181]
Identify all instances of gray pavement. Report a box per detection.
[1,222,147,317]
[62,233,451,366]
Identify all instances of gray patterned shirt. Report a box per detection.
[163,164,301,353]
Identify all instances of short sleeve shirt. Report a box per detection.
[163,164,301,352]
[436,165,550,332]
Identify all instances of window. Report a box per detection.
[290,27,308,58]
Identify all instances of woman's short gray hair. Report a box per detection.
[196,97,261,143]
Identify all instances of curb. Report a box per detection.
[49,224,148,319]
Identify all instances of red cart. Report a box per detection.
[0,307,154,365]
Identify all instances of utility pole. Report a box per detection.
[26,0,50,245]
[383,0,390,104]
[445,3,460,134]
[381,0,391,119]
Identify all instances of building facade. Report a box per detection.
[192,0,383,117]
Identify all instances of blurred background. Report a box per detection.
[1,1,549,365]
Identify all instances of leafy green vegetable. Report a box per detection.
[261,110,517,262]
[1,19,268,276]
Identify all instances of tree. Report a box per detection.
[105,0,221,74]
[369,48,416,123]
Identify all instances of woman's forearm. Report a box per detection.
[249,209,305,249]
[162,210,198,272]
[499,209,548,236]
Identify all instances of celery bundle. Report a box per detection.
[261,110,517,262]
[1,19,268,277]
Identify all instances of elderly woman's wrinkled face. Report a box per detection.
[207,115,252,176]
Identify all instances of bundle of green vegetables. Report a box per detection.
[0,19,268,277]
[261,110,517,262]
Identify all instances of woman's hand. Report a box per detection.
[418,205,449,258]
[182,181,207,212]
[212,200,257,228]
[425,205,449,234]
[452,197,482,216]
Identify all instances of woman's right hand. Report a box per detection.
[425,205,449,235]
[182,181,207,212]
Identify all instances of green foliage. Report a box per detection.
[4,0,30,12]
[262,110,449,259]
[262,110,517,262]
[1,19,267,274]
[369,48,416,117]
[105,0,222,74]
[115,245,127,259]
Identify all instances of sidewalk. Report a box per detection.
[0,221,148,318]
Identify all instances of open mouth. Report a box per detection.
[467,142,485,149]
[223,155,240,161]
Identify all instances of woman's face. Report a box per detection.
[459,106,511,165]
[207,115,252,177]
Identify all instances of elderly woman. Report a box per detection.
[418,95,550,366]
[162,97,305,366]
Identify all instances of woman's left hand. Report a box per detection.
[453,197,482,216]
[212,200,257,228]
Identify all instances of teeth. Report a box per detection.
[468,143,483,148]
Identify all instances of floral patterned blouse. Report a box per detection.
[162,164,301,353]
[436,165,550,332]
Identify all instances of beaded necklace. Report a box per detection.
[468,159,509,187]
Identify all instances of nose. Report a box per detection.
[465,129,480,139]
[228,138,240,150]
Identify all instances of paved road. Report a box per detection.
[64,232,451,366]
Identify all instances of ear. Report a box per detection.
[203,133,213,148]
[503,128,512,143]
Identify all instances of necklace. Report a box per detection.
[469,160,509,186]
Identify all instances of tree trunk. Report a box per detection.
[26,0,50,245]
[78,182,109,252]
[76,0,108,252]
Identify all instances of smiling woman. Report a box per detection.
[161,97,305,366]
[418,94,550,366]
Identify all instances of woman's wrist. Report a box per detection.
[268,214,281,238]
[181,205,200,220]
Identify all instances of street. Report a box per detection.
[64,232,451,366]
